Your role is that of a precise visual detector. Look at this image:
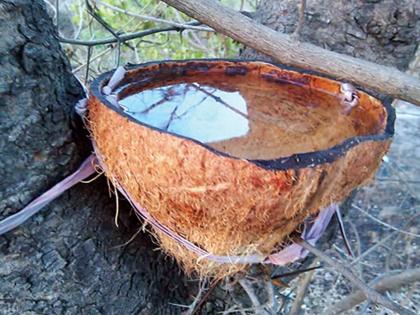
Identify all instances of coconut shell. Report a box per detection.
[87,60,394,277]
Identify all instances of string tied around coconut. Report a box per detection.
[0,148,338,266]
[10,54,398,279]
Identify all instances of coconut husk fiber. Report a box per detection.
[87,60,394,277]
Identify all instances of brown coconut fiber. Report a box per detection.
[87,60,393,277]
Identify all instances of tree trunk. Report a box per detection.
[0,1,191,314]
[242,0,419,70]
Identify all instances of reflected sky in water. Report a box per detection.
[119,83,250,143]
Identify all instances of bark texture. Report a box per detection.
[0,0,85,217]
[0,1,190,314]
[242,0,419,70]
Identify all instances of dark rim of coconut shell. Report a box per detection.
[90,59,395,171]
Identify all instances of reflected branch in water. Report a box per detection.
[189,83,249,119]
[174,92,214,119]
[126,87,180,114]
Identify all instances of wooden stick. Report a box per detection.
[330,268,420,314]
[162,0,420,106]
[289,258,319,315]
[292,0,306,38]
[299,240,415,315]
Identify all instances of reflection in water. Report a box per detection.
[120,83,250,143]
[117,73,372,160]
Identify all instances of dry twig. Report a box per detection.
[329,268,420,314]
[292,0,306,38]
[299,239,416,315]
[95,0,213,32]
[58,21,206,47]
[289,258,319,315]
[238,277,277,315]
[352,204,420,238]
[335,208,355,257]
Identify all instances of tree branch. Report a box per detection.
[299,240,416,315]
[330,268,420,314]
[95,0,213,32]
[289,258,319,315]
[57,22,206,47]
[161,0,420,106]
[292,0,306,39]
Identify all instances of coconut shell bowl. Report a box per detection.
[87,59,394,277]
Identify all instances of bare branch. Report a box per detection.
[162,0,420,106]
[289,258,319,315]
[299,239,416,315]
[330,268,420,314]
[292,0,306,39]
[191,279,221,315]
[352,204,420,238]
[72,46,112,73]
[58,21,204,47]
[335,208,355,257]
[95,0,213,32]
[238,278,262,310]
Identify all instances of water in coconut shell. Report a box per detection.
[119,73,362,160]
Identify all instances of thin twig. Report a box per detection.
[347,220,361,258]
[238,278,262,309]
[264,276,278,314]
[95,0,213,32]
[271,265,323,280]
[238,276,278,315]
[299,239,416,315]
[85,0,123,65]
[191,279,222,315]
[189,83,249,119]
[292,0,306,38]
[350,211,419,267]
[352,204,420,238]
[74,0,85,39]
[85,45,92,82]
[289,258,319,315]
[183,279,208,315]
[335,208,355,257]
[58,22,202,46]
[72,46,112,73]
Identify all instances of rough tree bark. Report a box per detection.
[241,0,419,71]
[0,1,191,314]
